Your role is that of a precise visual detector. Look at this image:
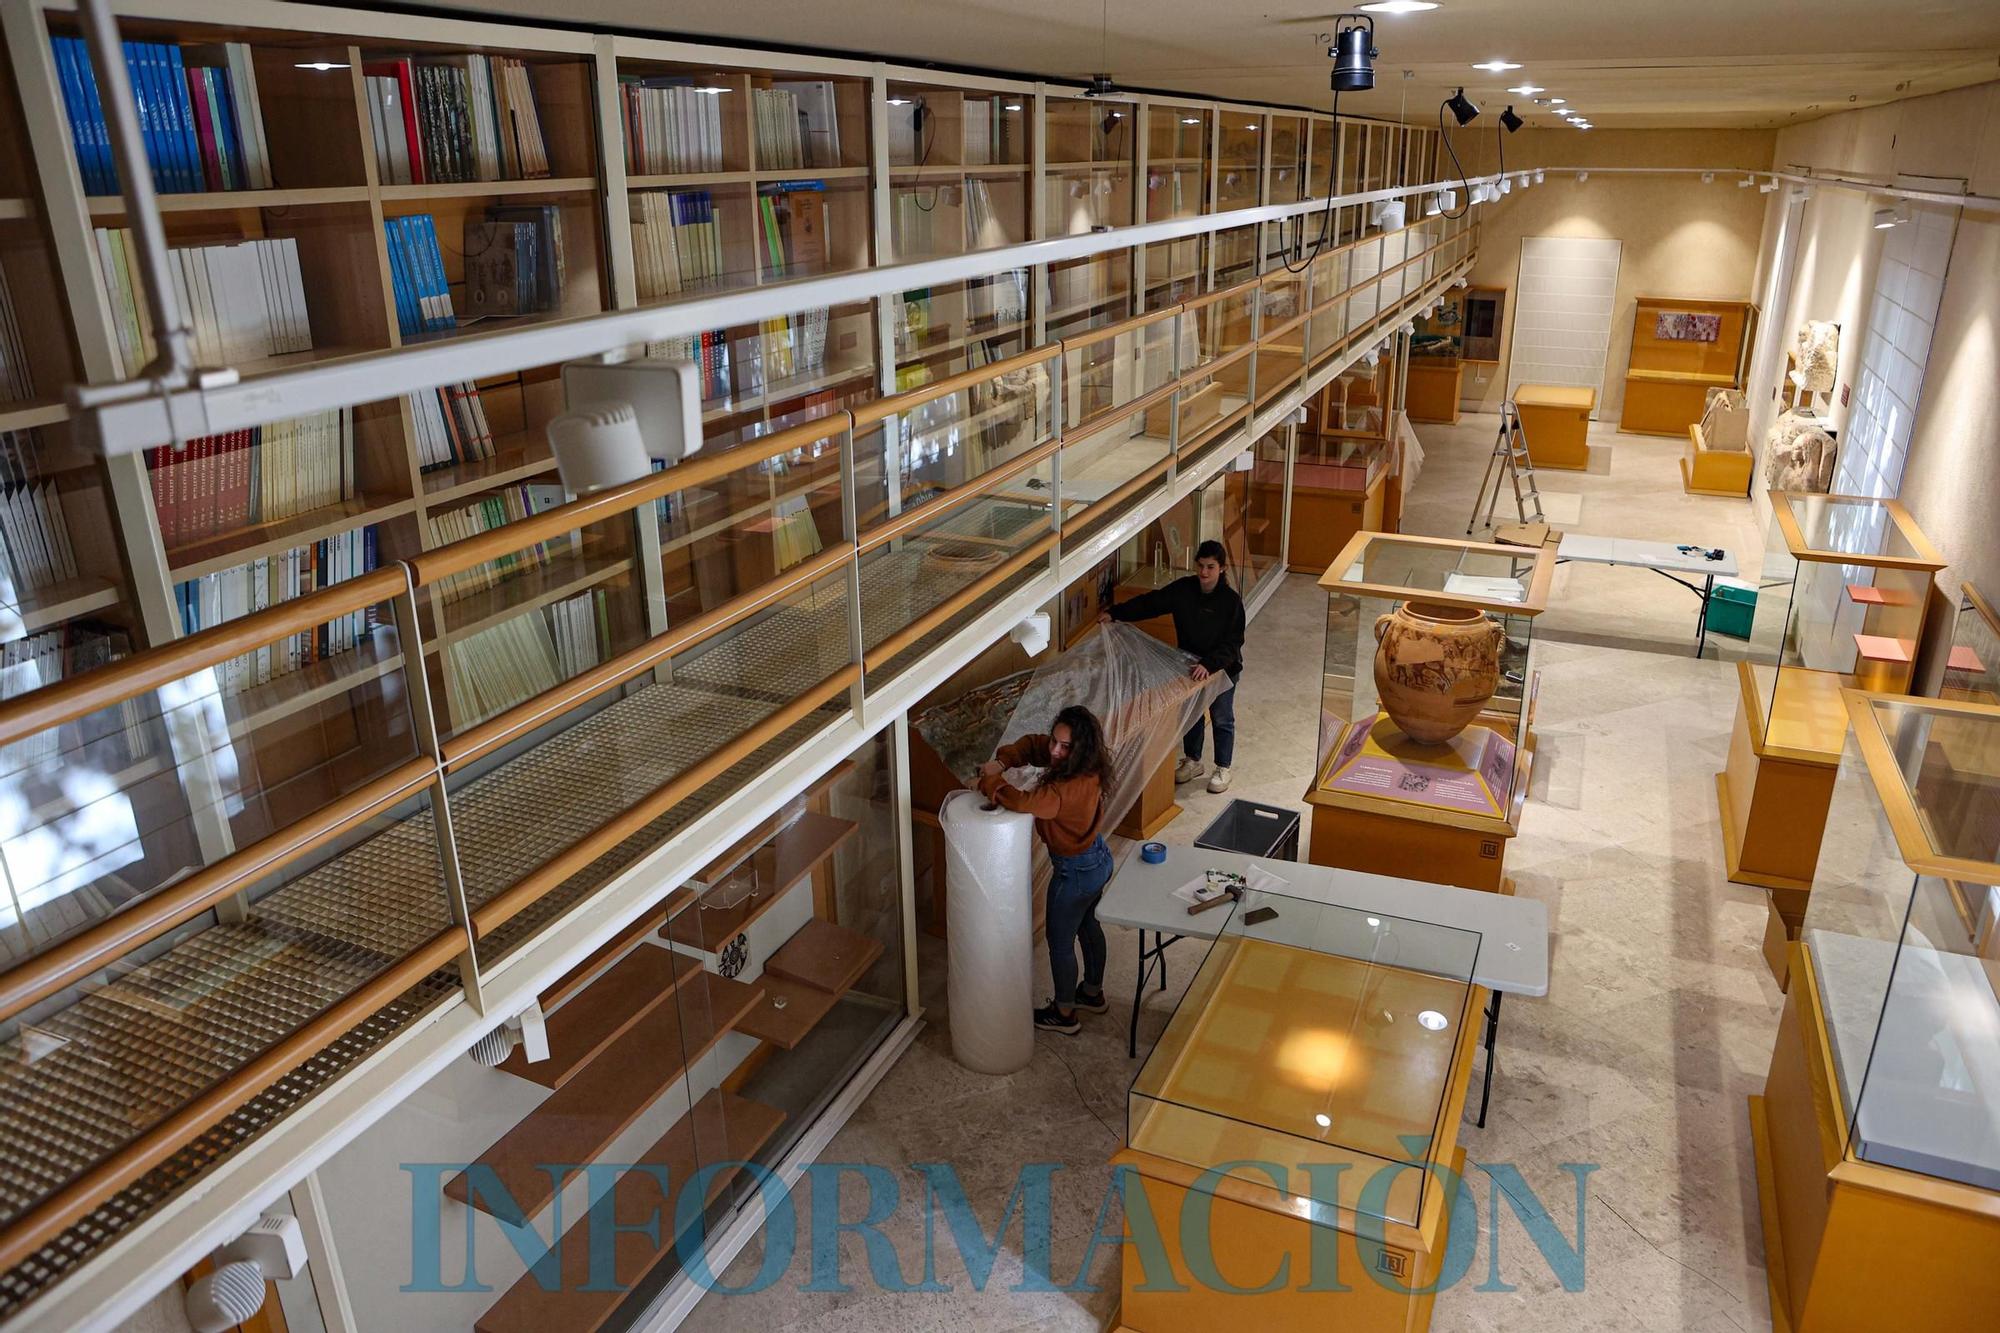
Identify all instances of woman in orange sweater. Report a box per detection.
[976,705,1117,1035]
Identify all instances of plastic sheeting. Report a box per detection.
[941,789,1036,1072]
[916,622,1232,835]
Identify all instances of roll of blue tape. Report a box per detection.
[1141,841,1167,864]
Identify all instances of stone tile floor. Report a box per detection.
[684,415,1784,1332]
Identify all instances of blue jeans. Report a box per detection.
[1183,677,1237,768]
[1046,837,1113,1011]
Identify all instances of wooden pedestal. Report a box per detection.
[1752,945,2000,1332]
[1513,384,1594,471]
[1287,470,1385,573]
[1404,358,1463,424]
[1117,751,1183,840]
[1716,662,1844,894]
[1682,423,1753,497]
[1620,372,1725,436]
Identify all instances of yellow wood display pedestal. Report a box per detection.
[1287,470,1386,574]
[1681,423,1753,497]
[1716,662,1844,894]
[1306,726,1533,894]
[1620,370,1730,436]
[1117,751,1183,840]
[1752,944,2000,1332]
[1513,384,1594,471]
[1405,358,1463,424]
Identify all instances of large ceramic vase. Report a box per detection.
[1372,601,1505,744]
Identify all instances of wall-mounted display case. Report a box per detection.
[1754,689,2000,1333]
[1619,295,1754,436]
[1307,532,1555,893]
[1723,492,1946,898]
[1118,889,1483,1333]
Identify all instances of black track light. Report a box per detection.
[1445,87,1480,126]
[1499,104,1523,133]
[1085,72,1117,98]
[1329,15,1378,94]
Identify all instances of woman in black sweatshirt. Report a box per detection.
[1100,539,1247,793]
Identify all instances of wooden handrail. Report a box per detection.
[1260,309,1310,344]
[1184,404,1253,453]
[441,542,858,771]
[0,757,439,1026]
[1963,582,2000,640]
[1180,276,1261,313]
[863,530,1060,671]
[1067,376,1184,439]
[0,924,465,1274]
[1067,454,1177,527]
[1184,341,1255,381]
[1055,303,1180,351]
[850,345,1056,429]
[856,441,1059,556]
[469,666,860,937]
[409,414,851,586]
[0,566,409,749]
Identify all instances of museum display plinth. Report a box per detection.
[1753,691,2000,1330]
[1718,493,1945,929]
[1620,296,1754,437]
[1116,895,1483,1333]
[1307,533,1554,895]
[1512,383,1593,471]
[1682,421,1753,497]
[1404,357,1462,424]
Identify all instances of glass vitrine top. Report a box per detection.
[1128,889,1479,1227]
[1772,493,1945,569]
[1846,691,2000,875]
[1321,533,1555,616]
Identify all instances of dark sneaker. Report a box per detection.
[1073,987,1110,1014]
[1033,1004,1081,1035]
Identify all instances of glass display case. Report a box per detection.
[1306,534,1555,892]
[1940,582,1999,705]
[1119,888,1482,1330]
[1745,493,1945,749]
[1755,689,2000,1333]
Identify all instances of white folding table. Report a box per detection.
[1555,533,1739,656]
[1096,845,1549,1124]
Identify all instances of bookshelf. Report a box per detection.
[884,74,1033,389]
[1263,111,1306,266]
[1140,101,1207,312]
[1042,93,1136,343]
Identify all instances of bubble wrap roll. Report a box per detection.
[941,789,1035,1073]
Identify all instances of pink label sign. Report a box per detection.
[1324,717,1517,818]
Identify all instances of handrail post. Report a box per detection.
[388,572,485,1014]
[841,425,867,716]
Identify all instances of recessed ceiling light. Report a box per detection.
[1548,97,1567,105]
[295,61,349,71]
[1507,84,1544,95]
[694,86,732,94]
[1418,1010,1450,1031]
[1358,0,1440,13]
[887,97,912,106]
[1005,103,1023,112]
[1315,1112,1333,1127]
[1182,117,1200,124]
[1472,60,1521,73]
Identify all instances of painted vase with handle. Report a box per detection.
[1371,601,1506,744]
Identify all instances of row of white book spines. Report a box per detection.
[445,589,602,723]
[93,228,311,378]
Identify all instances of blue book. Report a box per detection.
[208,67,244,190]
[165,47,202,192]
[150,44,189,192]
[49,39,97,194]
[382,218,417,336]
[75,38,117,194]
[398,216,433,332]
[123,42,166,192]
[415,215,454,331]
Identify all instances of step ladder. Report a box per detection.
[1467,401,1545,536]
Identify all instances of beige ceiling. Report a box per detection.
[417,0,2000,128]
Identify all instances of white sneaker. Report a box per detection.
[1206,767,1233,793]
[1175,757,1206,784]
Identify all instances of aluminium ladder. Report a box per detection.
[1467,400,1545,535]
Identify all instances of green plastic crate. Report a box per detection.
[1706,580,1756,639]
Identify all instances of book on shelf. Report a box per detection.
[890,288,932,358]
[619,79,724,175]
[174,525,381,697]
[94,229,310,377]
[362,55,548,186]
[630,190,729,298]
[425,482,569,603]
[409,381,497,473]
[0,430,79,602]
[962,95,1017,167]
[644,329,734,402]
[757,182,828,278]
[968,267,1029,329]
[468,204,565,318]
[768,498,823,571]
[757,81,840,170]
[0,266,34,407]
[443,587,605,725]
[143,408,355,550]
[50,36,272,195]
[383,214,456,337]
[892,184,939,262]
[1,621,154,768]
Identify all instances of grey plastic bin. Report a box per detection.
[1191,799,1301,861]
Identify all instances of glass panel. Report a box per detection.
[0,593,422,967]
[1044,96,1136,234]
[1060,404,1172,543]
[1785,494,1919,560]
[1172,352,1252,472]
[1214,223,1257,289]
[1046,252,1134,340]
[1195,284,1258,368]
[858,460,1054,679]
[1215,116,1261,212]
[853,354,1054,528]
[1063,314,1177,428]
[1244,425,1290,597]
[891,268,1031,385]
[1942,590,2000,704]
[1129,892,1480,1226]
[648,300,877,432]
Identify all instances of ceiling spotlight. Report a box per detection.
[1738,174,1756,187]
[1534,168,1544,183]
[1418,1010,1450,1031]
[1472,59,1521,73]
[1576,170,1588,182]
[1759,180,1780,193]
[1371,198,1408,229]
[1182,116,1201,124]
[1084,72,1117,97]
[1549,97,1567,106]
[1507,84,1544,95]
[1701,171,1715,184]
[1330,14,1380,93]
[1498,176,1512,194]
[1445,87,1480,126]
[1872,203,1911,229]
[1358,0,1439,11]
[1005,103,1023,112]
[1499,105,1523,133]
[295,61,350,71]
